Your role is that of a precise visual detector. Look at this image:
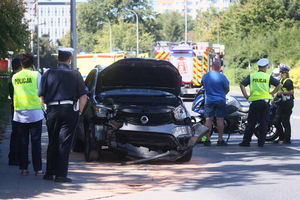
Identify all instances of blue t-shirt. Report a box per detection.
[201,72,229,104]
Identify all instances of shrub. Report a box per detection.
[0,70,10,102]
[290,67,300,89]
[224,67,256,85]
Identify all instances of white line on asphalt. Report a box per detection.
[291,115,300,119]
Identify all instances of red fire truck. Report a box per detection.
[154,41,223,96]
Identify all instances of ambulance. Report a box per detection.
[77,53,125,79]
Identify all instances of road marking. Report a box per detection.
[292,115,300,119]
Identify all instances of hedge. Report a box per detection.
[0,70,10,102]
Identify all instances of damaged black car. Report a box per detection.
[73,58,208,164]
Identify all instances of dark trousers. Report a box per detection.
[243,100,269,145]
[275,101,293,142]
[8,120,20,164]
[17,120,43,171]
[45,105,79,177]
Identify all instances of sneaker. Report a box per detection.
[54,177,72,183]
[239,142,250,147]
[203,140,211,146]
[35,170,44,176]
[217,140,227,146]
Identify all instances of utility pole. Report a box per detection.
[126,9,139,56]
[184,0,188,43]
[70,0,77,70]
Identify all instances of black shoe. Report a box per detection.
[203,140,211,146]
[217,140,227,146]
[43,174,54,181]
[239,142,250,147]
[273,139,283,144]
[283,140,291,144]
[257,143,264,147]
[54,177,72,183]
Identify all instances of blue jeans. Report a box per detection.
[17,120,43,171]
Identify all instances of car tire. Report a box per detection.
[254,123,279,141]
[176,149,193,163]
[84,123,99,162]
[72,123,84,152]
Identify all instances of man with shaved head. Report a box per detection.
[201,59,230,146]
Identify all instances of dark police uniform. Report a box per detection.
[275,78,294,143]
[39,60,87,180]
[240,69,280,146]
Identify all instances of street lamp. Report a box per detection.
[36,22,46,71]
[126,9,139,56]
[184,0,188,43]
[98,21,112,53]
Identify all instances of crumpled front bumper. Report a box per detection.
[120,123,209,164]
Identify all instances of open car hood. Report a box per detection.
[96,58,182,96]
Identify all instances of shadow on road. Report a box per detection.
[1,120,300,199]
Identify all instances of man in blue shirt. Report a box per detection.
[201,60,230,146]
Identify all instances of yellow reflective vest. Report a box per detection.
[280,78,290,92]
[12,69,41,110]
[248,71,272,102]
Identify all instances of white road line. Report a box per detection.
[291,115,300,119]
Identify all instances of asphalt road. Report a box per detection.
[0,95,300,200]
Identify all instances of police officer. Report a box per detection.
[274,64,294,144]
[12,53,44,175]
[239,58,281,147]
[39,48,87,182]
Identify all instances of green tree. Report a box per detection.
[32,34,57,69]
[94,22,155,54]
[76,0,157,53]
[216,0,300,70]
[157,12,185,42]
[0,0,30,58]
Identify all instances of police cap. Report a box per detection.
[58,48,74,57]
[279,64,290,73]
[257,58,269,67]
[58,48,74,62]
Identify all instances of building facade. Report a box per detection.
[23,0,86,45]
[152,0,235,18]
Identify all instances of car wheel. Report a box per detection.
[72,121,84,152]
[84,122,99,162]
[254,123,279,141]
[176,149,193,163]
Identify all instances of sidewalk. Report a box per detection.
[0,121,159,200]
